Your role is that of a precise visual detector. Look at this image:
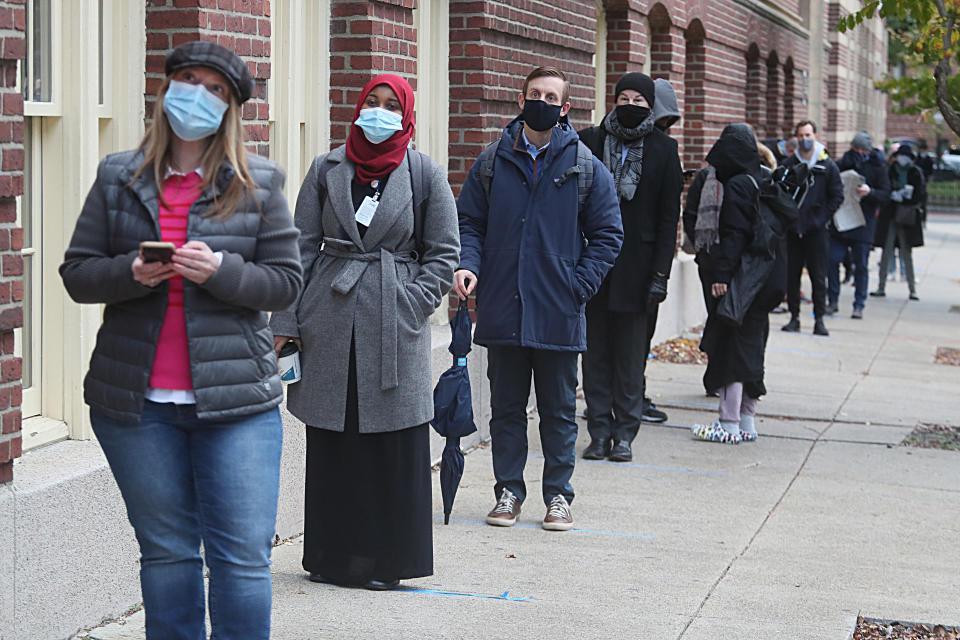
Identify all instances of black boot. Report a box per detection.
[608,441,633,462]
[583,439,612,460]
[781,315,800,332]
[813,318,829,336]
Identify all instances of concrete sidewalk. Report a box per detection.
[83,216,960,640]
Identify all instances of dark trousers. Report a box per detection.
[644,304,659,402]
[828,237,870,310]
[786,229,828,319]
[582,305,649,445]
[487,345,579,507]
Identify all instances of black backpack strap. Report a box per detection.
[476,141,499,202]
[408,150,431,262]
[575,140,594,214]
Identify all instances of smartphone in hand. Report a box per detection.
[140,241,176,264]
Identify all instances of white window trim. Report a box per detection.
[22,416,68,451]
[18,119,42,422]
[23,0,62,117]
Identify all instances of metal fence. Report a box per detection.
[928,173,960,207]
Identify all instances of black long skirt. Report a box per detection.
[302,345,433,585]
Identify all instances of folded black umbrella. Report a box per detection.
[431,300,477,524]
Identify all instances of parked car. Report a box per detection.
[937,150,960,176]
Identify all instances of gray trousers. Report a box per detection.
[877,220,916,294]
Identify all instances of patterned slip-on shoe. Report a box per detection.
[739,431,758,443]
[691,422,743,445]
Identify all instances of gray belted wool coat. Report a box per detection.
[269,146,460,433]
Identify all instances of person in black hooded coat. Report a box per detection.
[683,123,772,445]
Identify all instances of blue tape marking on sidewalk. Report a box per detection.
[396,586,533,601]
[767,346,834,358]
[438,517,656,539]
[528,454,728,477]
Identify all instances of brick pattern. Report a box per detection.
[682,21,707,168]
[823,0,887,154]
[329,0,418,147]
[447,0,598,190]
[0,0,23,484]
[145,0,273,157]
[887,110,957,150]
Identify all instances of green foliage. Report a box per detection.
[837,0,960,136]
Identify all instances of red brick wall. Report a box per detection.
[447,0,598,190]
[887,111,957,150]
[329,0,417,148]
[0,0,23,484]
[145,0,273,157]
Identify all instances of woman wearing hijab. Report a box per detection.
[683,124,775,444]
[577,72,682,462]
[60,42,302,638]
[872,144,925,300]
[270,74,460,590]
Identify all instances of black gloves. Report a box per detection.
[647,272,668,308]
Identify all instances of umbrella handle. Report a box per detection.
[444,512,451,525]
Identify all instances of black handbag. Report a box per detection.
[894,203,917,226]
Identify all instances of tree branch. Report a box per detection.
[932,0,960,138]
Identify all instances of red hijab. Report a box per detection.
[345,74,416,183]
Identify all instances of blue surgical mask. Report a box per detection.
[355,107,403,144]
[798,138,814,152]
[162,80,229,142]
[896,155,911,167]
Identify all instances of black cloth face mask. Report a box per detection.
[616,104,650,129]
[522,99,562,132]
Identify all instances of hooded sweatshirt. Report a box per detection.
[795,140,826,169]
[652,79,681,130]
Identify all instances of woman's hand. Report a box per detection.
[132,255,177,288]
[172,241,220,284]
[453,269,477,300]
[273,336,302,355]
[711,282,728,298]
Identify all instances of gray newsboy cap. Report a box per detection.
[165,41,254,103]
[851,130,872,150]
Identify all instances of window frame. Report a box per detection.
[23,0,62,117]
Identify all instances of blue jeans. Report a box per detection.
[91,401,282,640]
[828,237,870,311]
[487,345,579,507]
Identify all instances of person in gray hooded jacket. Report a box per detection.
[60,42,302,639]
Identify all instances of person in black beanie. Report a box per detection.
[578,72,682,462]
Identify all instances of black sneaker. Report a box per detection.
[641,399,667,423]
[781,316,800,332]
[909,293,919,301]
[813,319,829,336]
[869,290,885,297]
[824,302,838,316]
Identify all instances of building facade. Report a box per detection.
[1,1,889,636]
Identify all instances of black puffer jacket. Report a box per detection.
[60,150,303,423]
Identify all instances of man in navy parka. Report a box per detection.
[453,66,623,532]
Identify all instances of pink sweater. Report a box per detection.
[148,172,202,390]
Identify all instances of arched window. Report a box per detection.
[683,19,706,168]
